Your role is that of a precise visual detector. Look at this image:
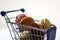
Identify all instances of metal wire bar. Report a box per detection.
[7,22,47,32]
[4,16,14,40]
[5,15,19,40]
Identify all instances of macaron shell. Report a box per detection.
[34,23,40,28]
[20,17,35,31]
[39,18,51,29]
[38,19,44,29]
[16,14,26,18]
[44,19,51,29]
[15,18,20,24]
[20,33,29,38]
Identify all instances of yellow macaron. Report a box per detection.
[39,18,52,29]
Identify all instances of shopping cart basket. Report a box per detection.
[0,8,57,40]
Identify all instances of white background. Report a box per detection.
[0,0,60,40]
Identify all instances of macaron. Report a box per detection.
[19,31,30,39]
[20,17,35,31]
[39,18,51,29]
[15,14,26,24]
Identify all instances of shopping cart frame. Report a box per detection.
[0,8,57,40]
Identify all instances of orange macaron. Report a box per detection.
[20,17,35,31]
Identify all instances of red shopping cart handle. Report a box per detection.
[0,8,25,16]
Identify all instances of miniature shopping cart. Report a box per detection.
[0,8,57,40]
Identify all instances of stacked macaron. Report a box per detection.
[15,14,40,31]
[15,14,40,40]
[15,14,52,40]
